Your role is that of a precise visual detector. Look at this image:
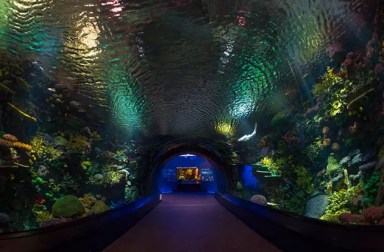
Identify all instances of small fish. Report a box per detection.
[48,88,56,92]
[237,123,258,142]
[32,62,44,71]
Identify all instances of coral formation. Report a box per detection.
[321,185,361,222]
[362,206,384,224]
[338,213,366,224]
[51,195,85,218]
[90,200,110,214]
[250,195,267,206]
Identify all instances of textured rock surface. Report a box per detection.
[250,195,267,206]
[304,194,329,218]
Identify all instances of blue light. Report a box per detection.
[156,154,218,193]
[241,165,259,190]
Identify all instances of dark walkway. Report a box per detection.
[105,193,280,252]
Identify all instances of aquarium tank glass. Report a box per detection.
[0,0,384,233]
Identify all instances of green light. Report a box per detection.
[105,61,143,135]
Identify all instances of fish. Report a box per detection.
[237,123,257,142]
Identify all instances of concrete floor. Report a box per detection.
[104,193,280,252]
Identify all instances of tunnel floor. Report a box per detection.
[104,193,280,252]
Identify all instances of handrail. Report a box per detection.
[215,192,384,252]
[0,194,161,251]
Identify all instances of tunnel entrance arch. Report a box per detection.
[153,152,221,193]
[145,140,230,194]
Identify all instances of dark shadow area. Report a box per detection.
[216,192,384,252]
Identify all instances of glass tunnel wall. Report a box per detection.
[0,0,383,233]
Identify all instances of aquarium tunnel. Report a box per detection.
[1,0,384,251]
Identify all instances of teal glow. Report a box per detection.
[107,62,143,134]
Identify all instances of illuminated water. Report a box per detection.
[0,0,383,232]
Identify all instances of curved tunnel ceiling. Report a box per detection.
[0,0,374,139]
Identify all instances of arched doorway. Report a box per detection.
[154,153,220,193]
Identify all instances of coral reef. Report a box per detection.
[320,185,361,222]
[32,204,52,223]
[51,195,85,218]
[362,206,384,224]
[68,135,91,153]
[90,200,110,214]
[338,213,366,224]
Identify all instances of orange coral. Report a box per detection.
[322,126,330,135]
[0,139,13,148]
[323,138,331,147]
[332,143,340,151]
[2,134,18,142]
[13,141,32,151]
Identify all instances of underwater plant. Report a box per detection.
[67,134,91,154]
[30,133,63,162]
[104,171,125,186]
[305,137,326,167]
[32,204,52,223]
[326,154,340,175]
[320,185,361,222]
[312,67,343,100]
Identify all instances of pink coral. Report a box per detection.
[343,58,353,67]
[339,213,366,224]
[326,42,344,58]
